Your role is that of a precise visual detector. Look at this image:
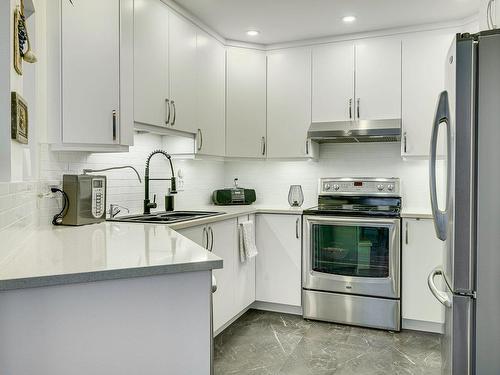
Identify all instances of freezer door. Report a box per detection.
[428,268,473,375]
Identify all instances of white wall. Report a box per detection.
[224,143,445,213]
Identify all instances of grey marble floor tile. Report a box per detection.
[214,309,442,375]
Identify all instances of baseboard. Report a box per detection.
[214,305,252,337]
[402,318,444,334]
[251,301,303,316]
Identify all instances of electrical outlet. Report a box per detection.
[176,169,185,191]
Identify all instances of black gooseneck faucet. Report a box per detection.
[144,150,177,215]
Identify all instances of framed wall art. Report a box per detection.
[11,92,29,144]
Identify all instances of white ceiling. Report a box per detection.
[173,0,479,45]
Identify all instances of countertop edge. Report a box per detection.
[400,212,434,219]
[0,259,223,292]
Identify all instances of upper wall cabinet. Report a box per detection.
[134,0,169,129]
[267,48,317,159]
[312,43,355,123]
[134,1,197,134]
[226,47,267,158]
[168,13,198,133]
[47,0,134,151]
[195,32,226,156]
[355,38,402,121]
[402,32,454,157]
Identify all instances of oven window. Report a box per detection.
[311,224,390,278]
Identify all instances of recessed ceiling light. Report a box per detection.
[342,16,356,23]
[246,30,260,37]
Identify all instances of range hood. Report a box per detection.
[307,119,401,143]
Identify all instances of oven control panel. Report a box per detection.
[320,178,400,196]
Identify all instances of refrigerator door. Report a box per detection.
[430,35,476,294]
[428,268,473,375]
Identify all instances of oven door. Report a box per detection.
[303,216,401,299]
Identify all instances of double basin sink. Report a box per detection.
[108,211,224,224]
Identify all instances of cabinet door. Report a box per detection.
[209,220,237,332]
[226,47,267,158]
[267,48,313,158]
[134,0,169,128]
[312,43,355,123]
[402,218,445,324]
[355,38,402,120]
[402,33,453,157]
[256,214,302,306]
[169,12,197,133]
[196,32,226,156]
[234,215,256,311]
[61,0,120,144]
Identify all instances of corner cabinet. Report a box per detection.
[47,0,134,152]
[402,218,445,332]
[226,47,267,158]
[255,214,302,307]
[401,32,454,157]
[267,48,318,159]
[177,215,256,334]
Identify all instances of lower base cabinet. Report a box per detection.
[402,218,445,327]
[178,215,256,333]
[255,214,302,307]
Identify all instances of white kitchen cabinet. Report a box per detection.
[226,47,267,158]
[195,32,226,156]
[267,48,317,159]
[209,219,238,331]
[402,218,445,327]
[134,0,169,128]
[355,38,402,121]
[312,43,355,123]
[48,0,133,151]
[256,214,302,307]
[168,12,198,133]
[235,215,256,312]
[402,32,454,157]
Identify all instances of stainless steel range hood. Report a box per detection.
[307,119,401,143]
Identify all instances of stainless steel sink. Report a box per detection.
[108,211,224,224]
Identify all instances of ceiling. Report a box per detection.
[173,0,479,45]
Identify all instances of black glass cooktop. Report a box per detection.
[303,195,401,217]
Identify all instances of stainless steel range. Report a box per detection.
[302,177,401,331]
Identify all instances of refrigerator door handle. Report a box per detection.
[427,267,452,307]
[430,90,451,241]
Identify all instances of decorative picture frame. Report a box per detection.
[13,6,22,75]
[11,92,29,144]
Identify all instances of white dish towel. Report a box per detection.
[239,220,258,263]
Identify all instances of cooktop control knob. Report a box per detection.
[333,184,340,191]
[324,183,331,191]
[387,184,394,191]
[377,184,384,191]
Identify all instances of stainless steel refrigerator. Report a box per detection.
[428,30,500,375]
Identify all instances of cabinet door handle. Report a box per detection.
[202,227,207,249]
[305,140,309,155]
[295,218,300,239]
[403,132,407,154]
[405,221,409,245]
[165,99,170,125]
[171,100,176,126]
[349,98,352,119]
[209,227,214,251]
[112,110,117,141]
[197,128,203,151]
[261,136,266,156]
[356,98,360,119]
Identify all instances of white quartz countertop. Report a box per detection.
[0,222,223,291]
